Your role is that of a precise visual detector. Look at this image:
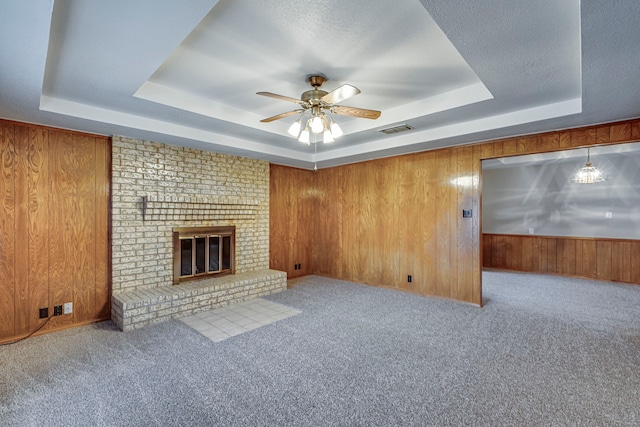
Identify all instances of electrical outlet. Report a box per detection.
[54,305,63,316]
[462,209,472,218]
[39,308,48,319]
[529,228,535,235]
[63,302,73,315]
[408,275,412,283]
[605,211,613,219]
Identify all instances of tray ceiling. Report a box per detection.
[1,0,640,169]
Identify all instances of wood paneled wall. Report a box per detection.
[271,118,640,306]
[0,120,110,343]
[312,148,481,303]
[270,164,315,280]
[483,234,640,283]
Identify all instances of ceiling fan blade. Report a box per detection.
[321,84,361,104]
[256,92,304,104]
[260,109,304,123]
[332,105,381,120]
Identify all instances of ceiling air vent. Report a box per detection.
[378,124,413,135]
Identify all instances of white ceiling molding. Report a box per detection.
[316,98,582,163]
[39,95,312,162]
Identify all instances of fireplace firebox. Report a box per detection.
[173,226,235,284]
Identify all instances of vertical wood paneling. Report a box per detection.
[539,238,549,272]
[546,238,557,273]
[596,241,612,280]
[471,147,481,304]
[480,143,494,159]
[494,235,507,268]
[558,239,576,276]
[435,150,451,298]
[540,134,560,151]
[48,131,76,331]
[630,242,640,283]
[421,152,437,296]
[559,131,572,149]
[1,121,109,343]
[610,123,631,142]
[270,164,315,281]
[611,241,631,283]
[14,125,29,336]
[26,127,50,332]
[456,147,475,302]
[502,139,517,156]
[581,240,597,278]
[531,237,542,271]
[574,239,584,277]
[482,234,493,268]
[0,123,16,340]
[571,128,596,147]
[596,126,610,144]
[74,135,96,324]
[483,234,639,285]
[95,137,110,319]
[398,155,419,293]
[521,236,534,271]
[507,235,523,271]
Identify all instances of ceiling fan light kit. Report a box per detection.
[258,74,381,145]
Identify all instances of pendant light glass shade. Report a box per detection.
[571,148,608,184]
[287,119,302,137]
[298,126,310,144]
[323,129,334,143]
[310,116,324,134]
[330,121,343,138]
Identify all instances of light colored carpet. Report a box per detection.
[1,271,639,426]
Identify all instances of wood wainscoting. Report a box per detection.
[483,234,640,284]
[0,120,111,343]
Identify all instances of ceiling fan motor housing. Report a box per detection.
[301,89,328,104]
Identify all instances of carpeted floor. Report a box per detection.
[1,271,639,426]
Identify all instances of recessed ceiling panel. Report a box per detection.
[135,0,492,137]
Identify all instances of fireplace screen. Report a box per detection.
[173,226,235,284]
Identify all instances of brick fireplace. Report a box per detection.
[110,136,286,331]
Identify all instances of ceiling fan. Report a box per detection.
[257,74,381,144]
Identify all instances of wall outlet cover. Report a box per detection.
[63,302,73,314]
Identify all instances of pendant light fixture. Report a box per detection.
[571,147,608,184]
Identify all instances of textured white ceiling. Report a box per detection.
[136,0,491,137]
[1,0,639,169]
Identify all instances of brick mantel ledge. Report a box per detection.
[142,194,259,221]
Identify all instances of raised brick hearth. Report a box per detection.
[112,269,286,331]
